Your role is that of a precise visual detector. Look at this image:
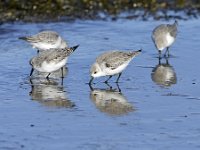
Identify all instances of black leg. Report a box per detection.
[164,47,169,58]
[165,57,169,65]
[46,73,51,79]
[167,47,170,57]
[30,68,34,77]
[158,50,162,59]
[158,56,161,65]
[104,82,112,90]
[61,67,64,78]
[116,82,121,93]
[89,77,94,85]
[104,76,112,83]
[116,73,122,83]
[89,83,94,91]
[29,78,33,96]
[61,77,64,86]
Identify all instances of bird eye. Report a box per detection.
[94,71,97,74]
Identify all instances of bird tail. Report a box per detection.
[19,36,28,41]
[19,36,36,42]
[64,45,79,56]
[131,49,142,57]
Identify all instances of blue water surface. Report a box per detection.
[0,19,200,150]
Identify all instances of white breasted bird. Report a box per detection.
[19,30,68,51]
[89,49,141,84]
[152,20,178,57]
[30,45,79,79]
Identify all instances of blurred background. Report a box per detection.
[0,0,200,22]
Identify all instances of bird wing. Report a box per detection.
[98,51,133,70]
[27,31,59,44]
[37,49,66,64]
[40,46,78,64]
[152,25,169,48]
[45,49,67,63]
[152,25,168,39]
[167,24,177,38]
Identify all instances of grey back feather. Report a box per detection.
[26,31,59,44]
[152,21,178,39]
[167,21,178,38]
[31,45,79,67]
[97,51,140,70]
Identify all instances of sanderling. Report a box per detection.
[89,49,142,84]
[19,30,68,51]
[152,20,178,57]
[29,45,79,79]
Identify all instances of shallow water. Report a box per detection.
[0,19,200,150]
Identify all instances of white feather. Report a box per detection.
[166,33,175,47]
[37,58,67,73]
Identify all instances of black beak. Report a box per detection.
[89,77,94,85]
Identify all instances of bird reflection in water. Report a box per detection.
[89,83,134,116]
[30,66,68,85]
[29,67,75,108]
[151,57,177,87]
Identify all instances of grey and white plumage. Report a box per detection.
[89,49,141,84]
[30,45,79,78]
[19,30,68,51]
[152,20,178,56]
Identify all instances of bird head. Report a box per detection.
[90,63,104,78]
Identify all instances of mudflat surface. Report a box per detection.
[0,19,200,149]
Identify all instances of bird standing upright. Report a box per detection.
[152,20,178,58]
